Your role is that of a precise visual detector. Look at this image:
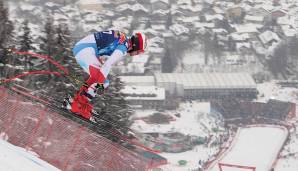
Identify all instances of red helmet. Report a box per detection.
[128,32,147,56]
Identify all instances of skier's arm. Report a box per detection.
[87,44,126,86]
[100,45,126,78]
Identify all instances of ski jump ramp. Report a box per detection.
[207,125,289,171]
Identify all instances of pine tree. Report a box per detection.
[55,23,80,76]
[0,0,14,78]
[53,23,80,95]
[39,17,56,72]
[94,75,133,137]
[0,1,13,50]
[19,20,34,70]
[37,16,57,90]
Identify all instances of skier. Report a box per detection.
[65,30,147,122]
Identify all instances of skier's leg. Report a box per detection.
[71,47,102,119]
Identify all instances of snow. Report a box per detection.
[205,14,224,21]
[258,30,280,45]
[150,0,169,4]
[45,2,59,8]
[275,158,298,171]
[0,139,60,171]
[112,16,133,30]
[125,63,146,74]
[182,47,205,65]
[169,24,190,36]
[229,33,250,41]
[122,86,165,100]
[256,81,298,103]
[20,4,36,11]
[5,0,298,170]
[233,24,262,33]
[281,25,297,37]
[117,3,149,13]
[161,146,219,171]
[177,0,192,5]
[255,82,298,171]
[131,54,149,63]
[119,76,155,86]
[194,22,215,29]
[277,16,295,25]
[208,126,289,171]
[132,102,211,136]
[236,42,251,49]
[245,15,264,22]
[132,101,222,170]
[152,9,170,16]
[77,0,107,5]
[213,28,228,34]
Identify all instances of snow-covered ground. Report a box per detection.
[256,81,298,104]
[207,126,289,171]
[132,102,225,171]
[134,81,298,171]
[0,139,60,171]
[275,157,298,171]
[132,102,216,137]
[257,81,298,171]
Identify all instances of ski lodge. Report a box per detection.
[120,73,257,108]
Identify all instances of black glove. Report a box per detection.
[95,83,105,95]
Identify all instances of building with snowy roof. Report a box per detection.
[77,0,106,12]
[244,15,264,24]
[120,73,257,100]
[154,73,257,99]
[119,76,155,86]
[258,30,280,46]
[121,86,167,109]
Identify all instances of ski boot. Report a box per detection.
[61,84,93,121]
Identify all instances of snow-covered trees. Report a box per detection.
[19,20,34,70]
[0,0,13,50]
[0,0,14,78]
[95,75,134,137]
[39,17,56,73]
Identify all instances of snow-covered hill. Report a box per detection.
[0,139,60,171]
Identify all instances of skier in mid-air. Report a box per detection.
[65,30,147,122]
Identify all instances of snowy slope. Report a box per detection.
[0,139,60,171]
[208,126,289,171]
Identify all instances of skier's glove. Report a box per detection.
[96,80,109,95]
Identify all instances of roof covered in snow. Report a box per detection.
[169,24,190,35]
[233,24,262,33]
[77,0,107,5]
[155,73,257,89]
[245,15,264,22]
[121,86,165,100]
[117,3,149,13]
[258,30,280,44]
[150,0,169,4]
[119,76,155,86]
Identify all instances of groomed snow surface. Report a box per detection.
[0,139,60,171]
[208,126,289,171]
